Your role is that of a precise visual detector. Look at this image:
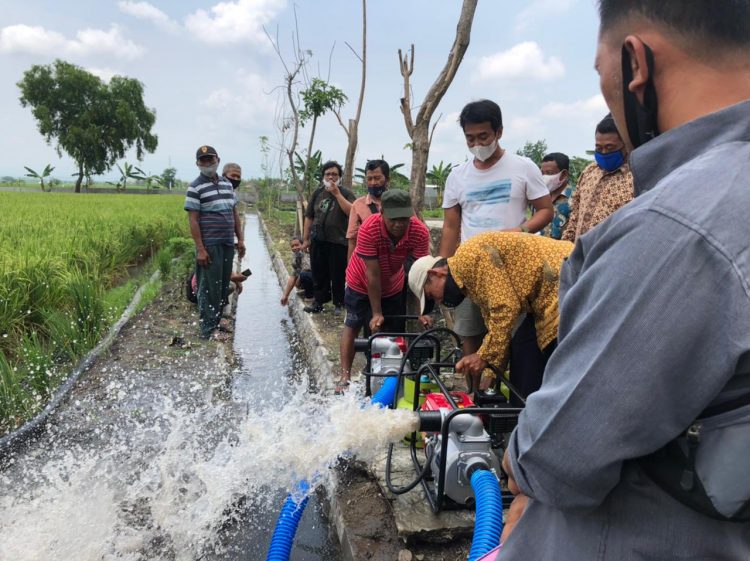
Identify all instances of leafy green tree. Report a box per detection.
[160,167,177,189]
[426,160,454,206]
[299,78,347,195]
[516,139,548,166]
[24,164,55,192]
[17,60,158,193]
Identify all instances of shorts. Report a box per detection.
[344,286,404,330]
[451,297,488,337]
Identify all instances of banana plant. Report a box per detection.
[114,162,146,192]
[24,164,55,191]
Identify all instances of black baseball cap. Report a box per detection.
[196,145,218,160]
[381,190,414,219]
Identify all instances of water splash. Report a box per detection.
[0,371,418,561]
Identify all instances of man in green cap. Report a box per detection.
[337,190,431,394]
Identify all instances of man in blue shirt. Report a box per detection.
[499,2,750,559]
[185,146,245,340]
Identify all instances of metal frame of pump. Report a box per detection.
[355,324,527,513]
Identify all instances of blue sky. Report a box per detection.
[0,0,606,182]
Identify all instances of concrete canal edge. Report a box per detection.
[257,214,408,561]
[256,214,474,561]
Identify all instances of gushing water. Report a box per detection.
[0,371,418,560]
[0,213,417,560]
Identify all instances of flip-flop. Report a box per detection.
[334,380,350,396]
[218,319,234,333]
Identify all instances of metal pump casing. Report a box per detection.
[427,411,502,505]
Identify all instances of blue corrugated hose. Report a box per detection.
[265,379,399,560]
[265,480,310,561]
[370,375,399,408]
[468,470,504,561]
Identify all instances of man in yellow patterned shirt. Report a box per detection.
[409,232,573,395]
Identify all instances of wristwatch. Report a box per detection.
[520,225,530,233]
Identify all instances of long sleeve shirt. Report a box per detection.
[501,100,750,560]
[561,161,634,243]
[448,232,573,370]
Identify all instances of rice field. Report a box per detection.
[0,192,190,432]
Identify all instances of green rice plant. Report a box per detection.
[156,247,172,277]
[0,192,189,429]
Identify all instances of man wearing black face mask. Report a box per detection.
[561,114,634,243]
[185,146,245,341]
[346,159,390,261]
[498,1,750,558]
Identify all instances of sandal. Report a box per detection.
[334,379,351,395]
[218,319,234,333]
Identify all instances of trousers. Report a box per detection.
[196,244,234,338]
[309,240,347,307]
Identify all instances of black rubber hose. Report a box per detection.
[385,439,435,495]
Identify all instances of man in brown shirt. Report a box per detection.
[562,115,634,243]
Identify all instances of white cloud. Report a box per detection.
[185,0,286,45]
[514,0,577,33]
[202,69,275,128]
[117,1,180,32]
[473,41,564,83]
[539,94,608,120]
[0,24,144,59]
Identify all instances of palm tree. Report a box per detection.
[24,164,55,191]
[426,161,454,206]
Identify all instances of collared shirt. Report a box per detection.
[346,193,381,239]
[502,100,750,560]
[541,182,575,240]
[346,214,430,298]
[447,232,573,370]
[184,174,236,246]
[561,162,634,242]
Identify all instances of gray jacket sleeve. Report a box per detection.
[507,208,750,510]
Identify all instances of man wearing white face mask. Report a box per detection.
[185,145,245,341]
[539,152,575,240]
[440,99,553,364]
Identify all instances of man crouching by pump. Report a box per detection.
[408,232,573,399]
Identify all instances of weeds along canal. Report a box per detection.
[0,212,416,560]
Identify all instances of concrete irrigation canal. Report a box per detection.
[0,214,345,561]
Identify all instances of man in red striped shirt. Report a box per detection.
[337,190,431,393]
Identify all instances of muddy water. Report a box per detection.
[0,213,418,561]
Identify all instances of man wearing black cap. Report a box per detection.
[185,145,246,341]
[336,190,431,393]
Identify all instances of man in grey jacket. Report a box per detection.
[499,2,750,559]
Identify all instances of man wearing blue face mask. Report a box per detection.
[561,114,634,243]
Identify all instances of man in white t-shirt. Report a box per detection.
[439,99,553,373]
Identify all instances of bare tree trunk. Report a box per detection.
[284,67,307,210]
[341,0,367,188]
[399,0,477,212]
[303,113,318,198]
